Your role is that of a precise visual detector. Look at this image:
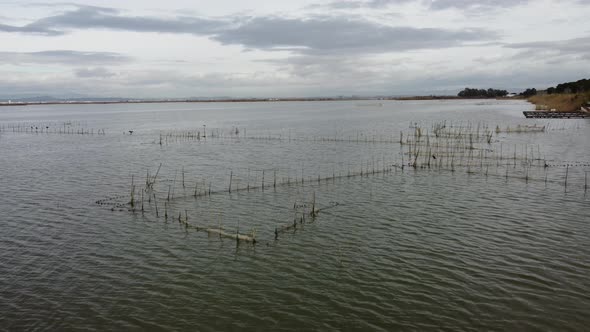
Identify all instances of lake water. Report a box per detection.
[1,100,589,330]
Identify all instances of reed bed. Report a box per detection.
[100,152,588,231]
[545,121,584,131]
[0,121,105,135]
[155,127,399,146]
[153,119,576,148]
[495,124,546,133]
[100,155,588,246]
[399,121,555,170]
[98,119,589,245]
[396,122,589,190]
[274,196,340,239]
[529,92,590,112]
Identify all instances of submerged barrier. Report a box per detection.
[95,120,589,245]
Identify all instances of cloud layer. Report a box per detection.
[0,50,131,65]
[0,0,588,98]
[319,0,530,10]
[215,17,495,54]
[1,5,496,55]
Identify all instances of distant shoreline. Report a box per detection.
[0,96,522,107]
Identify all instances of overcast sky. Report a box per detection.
[1,0,588,98]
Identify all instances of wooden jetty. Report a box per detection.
[523,111,590,119]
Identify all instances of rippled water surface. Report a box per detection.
[1,100,589,330]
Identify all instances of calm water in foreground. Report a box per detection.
[1,100,589,331]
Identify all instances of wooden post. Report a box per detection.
[153,193,159,217]
[229,171,233,193]
[544,169,548,187]
[565,164,569,192]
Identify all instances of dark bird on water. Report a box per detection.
[129,130,134,135]
[432,155,436,159]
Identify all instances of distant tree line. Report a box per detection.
[547,78,590,94]
[519,88,537,97]
[519,78,590,96]
[458,88,508,98]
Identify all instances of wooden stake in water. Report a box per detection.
[544,169,548,187]
[311,192,317,217]
[130,175,135,209]
[236,219,240,246]
[301,166,304,184]
[565,164,569,192]
[153,193,159,217]
[229,171,233,193]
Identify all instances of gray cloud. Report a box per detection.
[213,16,496,54]
[309,0,410,9]
[428,0,529,10]
[0,5,228,36]
[0,50,132,65]
[75,67,117,78]
[0,5,496,54]
[319,0,530,10]
[506,36,590,54]
[505,36,590,62]
[0,23,62,35]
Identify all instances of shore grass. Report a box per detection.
[528,92,590,112]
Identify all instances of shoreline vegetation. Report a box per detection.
[1,94,586,111]
[0,95,518,107]
[2,78,588,110]
[525,78,590,112]
[528,92,590,112]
